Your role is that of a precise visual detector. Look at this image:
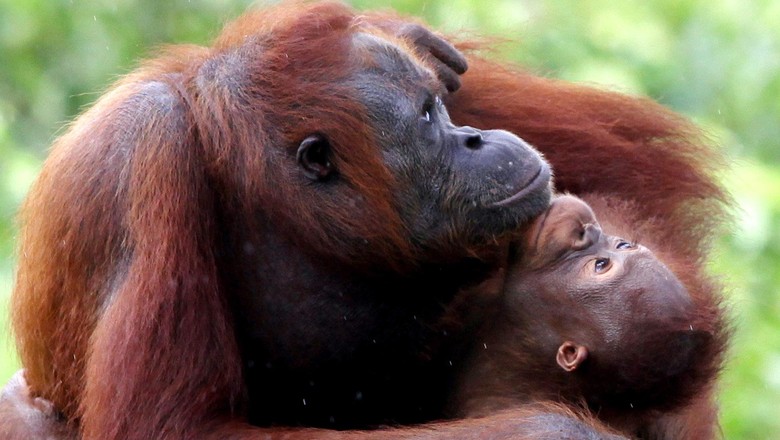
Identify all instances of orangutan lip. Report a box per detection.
[492,162,551,207]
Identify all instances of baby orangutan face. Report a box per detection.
[507,195,697,383]
[453,195,718,422]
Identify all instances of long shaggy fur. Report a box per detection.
[10,2,730,439]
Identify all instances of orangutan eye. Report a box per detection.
[594,258,611,273]
[616,240,634,250]
[421,98,434,123]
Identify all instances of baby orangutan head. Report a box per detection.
[500,195,713,413]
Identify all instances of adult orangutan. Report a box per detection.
[444,195,727,439]
[0,2,730,439]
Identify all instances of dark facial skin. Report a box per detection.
[0,5,726,439]
[232,33,552,428]
[350,33,552,253]
[513,195,694,347]
[455,195,709,431]
[0,21,556,436]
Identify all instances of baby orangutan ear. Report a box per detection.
[556,341,588,372]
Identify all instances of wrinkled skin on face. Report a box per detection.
[349,33,551,254]
[514,195,694,346]
[455,195,713,432]
[508,195,703,402]
[234,32,553,429]
[0,8,556,436]
[0,3,728,439]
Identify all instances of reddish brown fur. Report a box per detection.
[7,2,729,439]
[444,57,729,439]
[447,56,729,258]
[584,194,728,438]
[13,4,414,438]
[446,194,729,439]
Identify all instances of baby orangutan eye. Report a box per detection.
[594,258,611,273]
[616,240,634,250]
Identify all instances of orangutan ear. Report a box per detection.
[556,341,588,372]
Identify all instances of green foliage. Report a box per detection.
[713,161,780,439]
[0,0,777,437]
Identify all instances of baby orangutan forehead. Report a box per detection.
[520,195,601,268]
[550,195,598,225]
[350,32,438,89]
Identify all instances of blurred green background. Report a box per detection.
[0,0,777,437]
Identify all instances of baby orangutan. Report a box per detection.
[450,195,718,438]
